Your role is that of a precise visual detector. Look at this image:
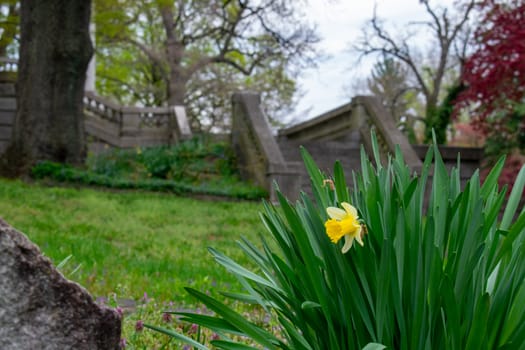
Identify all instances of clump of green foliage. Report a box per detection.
[424,84,465,144]
[31,138,266,200]
[152,134,525,349]
[483,102,525,163]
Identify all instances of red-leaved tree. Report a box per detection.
[455,0,525,129]
[456,0,525,201]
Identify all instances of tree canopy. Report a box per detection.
[0,0,19,57]
[455,0,525,120]
[95,0,319,131]
[455,0,525,160]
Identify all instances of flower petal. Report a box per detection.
[327,207,346,220]
[341,235,354,253]
[355,226,364,246]
[341,202,358,218]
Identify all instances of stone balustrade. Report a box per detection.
[0,57,17,73]
[83,92,192,150]
[0,57,193,153]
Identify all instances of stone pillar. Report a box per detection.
[120,108,141,136]
[85,22,96,93]
[231,91,301,201]
[172,105,192,140]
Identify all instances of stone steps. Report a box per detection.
[277,134,363,194]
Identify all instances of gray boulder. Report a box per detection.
[0,218,121,350]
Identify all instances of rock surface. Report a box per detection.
[0,218,121,350]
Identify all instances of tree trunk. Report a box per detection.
[165,38,187,106]
[167,70,187,106]
[1,0,93,176]
[423,92,442,143]
[160,6,187,107]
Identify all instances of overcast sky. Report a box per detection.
[294,0,456,123]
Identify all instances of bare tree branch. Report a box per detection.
[355,0,476,118]
[120,36,169,81]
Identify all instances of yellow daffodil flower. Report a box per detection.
[324,202,363,253]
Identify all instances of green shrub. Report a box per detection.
[140,146,176,179]
[150,134,525,349]
[31,161,68,179]
[31,161,266,200]
[32,138,267,200]
[87,148,137,178]
[482,102,525,164]
[85,138,240,183]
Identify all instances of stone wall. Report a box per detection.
[0,82,15,154]
[0,76,194,156]
[412,145,484,185]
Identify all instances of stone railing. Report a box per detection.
[278,95,422,172]
[0,58,18,83]
[279,102,355,141]
[0,59,16,153]
[84,92,123,127]
[0,57,17,73]
[83,92,192,149]
[0,57,193,152]
[353,95,422,172]
[231,92,301,201]
[0,77,16,154]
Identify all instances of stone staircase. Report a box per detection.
[277,134,362,191]
[230,92,483,202]
[230,92,424,201]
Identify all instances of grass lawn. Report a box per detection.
[0,178,267,306]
